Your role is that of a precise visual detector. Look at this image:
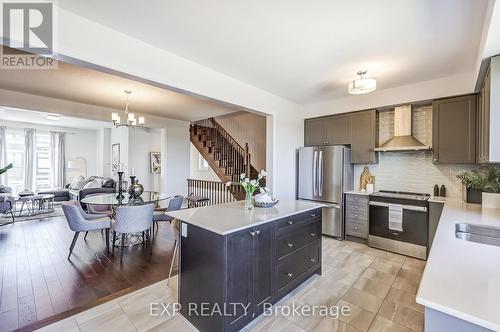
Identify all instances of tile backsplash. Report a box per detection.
[354,151,474,199]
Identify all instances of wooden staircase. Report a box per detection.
[190,118,261,200]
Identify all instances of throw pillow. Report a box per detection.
[0,185,6,193]
[83,179,102,189]
[72,178,89,190]
[69,175,84,189]
[102,178,115,188]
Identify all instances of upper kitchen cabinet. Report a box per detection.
[432,94,476,164]
[325,114,351,145]
[304,114,351,146]
[477,55,500,163]
[304,118,326,146]
[350,110,377,164]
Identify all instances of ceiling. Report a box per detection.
[0,106,110,130]
[58,0,490,104]
[0,58,239,122]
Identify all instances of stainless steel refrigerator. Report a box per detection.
[298,146,353,238]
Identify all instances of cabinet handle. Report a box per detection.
[255,230,260,235]
[310,233,316,237]
[249,231,257,236]
[287,242,294,248]
[287,221,294,225]
[287,272,293,278]
[310,213,316,217]
[354,227,359,230]
[310,258,316,263]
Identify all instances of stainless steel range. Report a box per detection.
[368,190,430,260]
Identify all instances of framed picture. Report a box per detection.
[150,152,161,174]
[198,153,209,172]
[112,143,120,173]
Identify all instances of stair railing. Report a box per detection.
[191,118,252,179]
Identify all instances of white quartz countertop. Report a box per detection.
[416,198,500,331]
[166,199,324,235]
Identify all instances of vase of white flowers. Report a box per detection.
[226,170,268,210]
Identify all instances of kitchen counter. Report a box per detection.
[166,199,324,235]
[344,190,371,196]
[416,198,500,331]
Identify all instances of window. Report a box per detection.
[5,128,25,194]
[5,129,52,193]
[35,132,50,190]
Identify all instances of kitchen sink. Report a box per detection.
[455,223,500,247]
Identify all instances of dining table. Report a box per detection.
[81,191,170,246]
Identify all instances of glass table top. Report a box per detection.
[80,191,170,206]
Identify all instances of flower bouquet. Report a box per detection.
[226,170,274,209]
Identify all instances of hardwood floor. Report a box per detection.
[0,212,176,332]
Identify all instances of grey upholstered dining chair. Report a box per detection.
[61,201,111,259]
[111,204,154,264]
[152,195,183,234]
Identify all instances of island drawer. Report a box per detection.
[277,221,320,259]
[277,241,320,290]
[277,208,321,233]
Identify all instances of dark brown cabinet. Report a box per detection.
[478,66,491,163]
[226,222,273,326]
[304,114,351,146]
[304,118,326,146]
[179,209,322,332]
[432,95,476,164]
[304,112,376,164]
[350,110,377,164]
[326,114,351,145]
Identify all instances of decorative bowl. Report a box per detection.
[254,199,279,208]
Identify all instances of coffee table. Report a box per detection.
[15,193,55,216]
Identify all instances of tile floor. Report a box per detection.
[36,237,425,332]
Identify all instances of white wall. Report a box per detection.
[1,120,100,182]
[54,7,302,200]
[215,112,266,172]
[189,143,220,182]
[128,128,162,192]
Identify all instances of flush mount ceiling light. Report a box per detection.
[111,90,145,128]
[45,113,61,121]
[348,70,377,95]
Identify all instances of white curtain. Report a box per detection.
[50,131,66,188]
[24,128,36,191]
[0,126,7,185]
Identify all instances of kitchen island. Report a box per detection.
[167,200,324,332]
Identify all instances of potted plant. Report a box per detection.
[481,166,500,209]
[456,168,485,204]
[457,166,500,207]
[226,170,269,210]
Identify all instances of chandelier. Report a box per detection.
[112,90,145,128]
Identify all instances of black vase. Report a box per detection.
[466,188,482,204]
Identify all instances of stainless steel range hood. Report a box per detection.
[374,105,431,152]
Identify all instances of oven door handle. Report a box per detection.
[369,201,427,212]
